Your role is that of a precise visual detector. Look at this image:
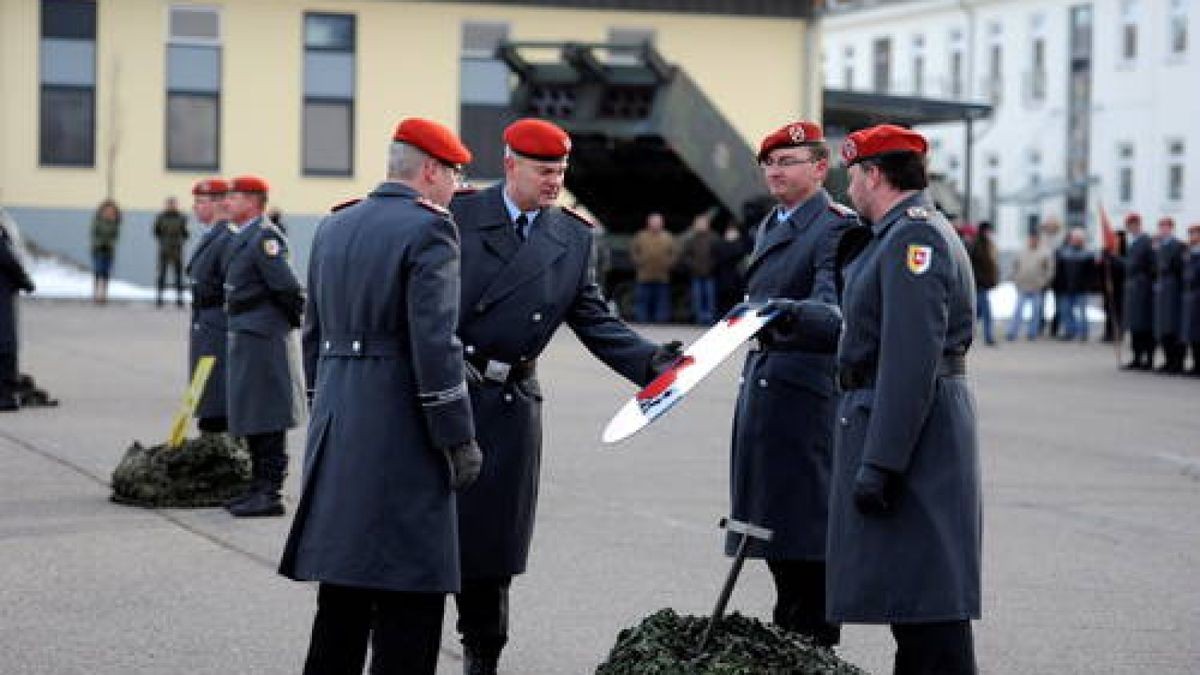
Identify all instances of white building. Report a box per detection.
[823,0,1198,251]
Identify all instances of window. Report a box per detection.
[460,21,513,180]
[166,5,221,171]
[1117,143,1134,205]
[872,37,891,93]
[986,43,1003,104]
[843,46,855,89]
[40,0,96,166]
[1029,37,1046,102]
[948,29,964,98]
[1167,139,1185,202]
[911,35,925,95]
[1170,0,1189,55]
[302,13,355,176]
[1121,0,1138,61]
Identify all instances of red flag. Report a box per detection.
[1098,203,1118,254]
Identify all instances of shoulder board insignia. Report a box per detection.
[906,206,930,220]
[263,238,282,257]
[262,221,284,237]
[331,198,361,213]
[561,205,597,228]
[829,202,856,217]
[454,186,478,196]
[415,197,450,216]
[225,223,239,234]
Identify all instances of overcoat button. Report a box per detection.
[758,378,768,388]
[503,393,514,403]
[465,345,476,354]
[532,312,542,322]
[840,417,849,426]
[352,340,361,351]
[324,340,331,350]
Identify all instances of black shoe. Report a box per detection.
[228,491,285,518]
[223,479,266,510]
[463,650,499,675]
[0,394,18,412]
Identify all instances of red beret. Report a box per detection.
[192,178,229,195]
[758,121,825,161]
[229,175,269,194]
[1159,217,1176,229]
[504,118,571,161]
[393,117,472,166]
[841,124,928,166]
[1124,212,1141,226]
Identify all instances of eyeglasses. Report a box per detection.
[437,160,468,187]
[759,156,821,169]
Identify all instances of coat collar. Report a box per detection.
[369,181,420,200]
[870,190,927,237]
[746,189,832,274]
[472,184,568,311]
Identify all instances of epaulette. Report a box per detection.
[415,196,450,216]
[829,202,857,218]
[906,206,930,220]
[561,205,597,228]
[262,221,284,237]
[225,222,239,234]
[330,197,361,213]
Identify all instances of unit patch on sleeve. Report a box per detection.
[263,238,281,257]
[906,244,932,275]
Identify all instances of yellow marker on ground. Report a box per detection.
[167,356,216,449]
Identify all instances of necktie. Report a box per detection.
[515,213,529,242]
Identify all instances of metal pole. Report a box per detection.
[963,115,974,226]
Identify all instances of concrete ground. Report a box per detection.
[1,301,1197,674]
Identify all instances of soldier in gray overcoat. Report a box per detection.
[1121,213,1156,369]
[727,121,859,647]
[830,125,982,674]
[185,178,231,434]
[220,176,305,518]
[448,118,679,674]
[1153,217,1187,373]
[1181,224,1200,375]
[0,214,35,411]
[280,119,481,675]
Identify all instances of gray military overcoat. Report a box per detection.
[0,224,34,354]
[827,193,982,624]
[727,189,858,560]
[223,218,305,437]
[450,183,658,579]
[279,182,475,593]
[186,222,231,419]
[1154,238,1186,339]
[1181,248,1200,343]
[1122,233,1155,333]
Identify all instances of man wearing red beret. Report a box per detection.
[220,176,306,518]
[186,178,233,437]
[448,118,681,674]
[724,120,860,648]
[828,124,981,673]
[1121,213,1156,369]
[280,118,481,674]
[1153,217,1187,373]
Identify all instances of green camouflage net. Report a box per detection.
[110,434,251,508]
[596,609,869,675]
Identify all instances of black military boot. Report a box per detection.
[224,453,264,510]
[463,648,499,675]
[0,392,18,412]
[230,453,285,518]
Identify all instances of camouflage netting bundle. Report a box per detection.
[596,609,869,675]
[111,434,251,508]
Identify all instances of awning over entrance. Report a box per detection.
[823,89,992,131]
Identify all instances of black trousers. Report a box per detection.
[1190,343,1200,373]
[245,430,287,486]
[454,576,512,659]
[891,621,977,675]
[766,559,840,646]
[157,252,184,301]
[1130,331,1156,366]
[0,351,17,395]
[302,583,445,675]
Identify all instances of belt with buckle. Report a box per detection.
[465,353,536,385]
[838,353,967,390]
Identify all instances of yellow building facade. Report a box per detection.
[1,0,817,282]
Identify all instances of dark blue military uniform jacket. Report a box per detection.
[827,192,982,623]
[1122,233,1155,334]
[280,182,475,593]
[450,183,658,579]
[1154,237,1186,339]
[222,217,305,436]
[727,189,859,560]
[0,224,34,353]
[1182,247,1200,344]
[185,222,231,419]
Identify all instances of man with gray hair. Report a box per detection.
[281,118,480,675]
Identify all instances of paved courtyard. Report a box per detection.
[1,301,1197,674]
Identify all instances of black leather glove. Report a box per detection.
[444,439,483,491]
[646,340,684,381]
[21,280,35,294]
[273,290,305,328]
[759,298,843,352]
[853,463,903,516]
